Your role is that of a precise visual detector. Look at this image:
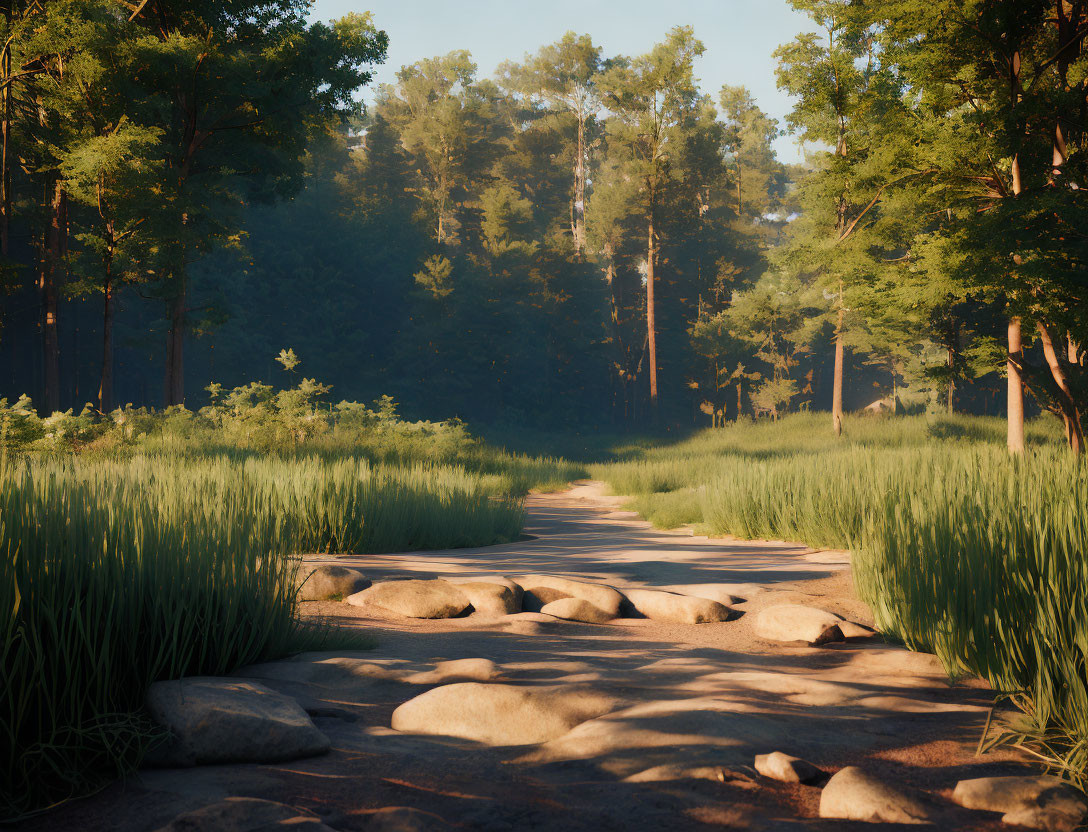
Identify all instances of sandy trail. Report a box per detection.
[36,482,1032,831]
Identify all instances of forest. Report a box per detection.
[2,0,1085,447]
[5,1,1088,826]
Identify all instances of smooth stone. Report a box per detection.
[754,751,823,784]
[819,766,933,824]
[663,583,754,605]
[622,587,736,624]
[838,620,877,639]
[752,604,845,646]
[517,575,624,617]
[1003,806,1084,832]
[145,678,329,767]
[456,581,519,616]
[152,797,335,831]
[295,564,369,601]
[540,597,615,624]
[624,763,745,784]
[953,775,1087,827]
[403,658,501,685]
[346,579,469,619]
[361,806,452,831]
[391,682,618,746]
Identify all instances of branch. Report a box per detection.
[837,169,937,244]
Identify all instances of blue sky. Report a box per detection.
[309,0,818,164]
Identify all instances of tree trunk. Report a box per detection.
[831,305,844,437]
[164,279,185,407]
[1007,317,1026,454]
[1037,320,1084,454]
[39,178,66,414]
[947,346,955,415]
[573,111,586,258]
[1,43,11,257]
[646,215,659,425]
[98,273,114,413]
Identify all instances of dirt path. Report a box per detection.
[37,483,1034,831]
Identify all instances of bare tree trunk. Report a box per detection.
[573,111,586,258]
[1,42,10,256]
[1007,317,1026,454]
[164,278,185,407]
[832,307,844,437]
[1037,320,1084,454]
[98,273,113,413]
[39,178,66,414]
[947,346,955,415]
[646,214,659,425]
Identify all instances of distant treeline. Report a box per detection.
[1,2,1084,442]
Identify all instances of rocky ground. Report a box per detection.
[31,483,1085,831]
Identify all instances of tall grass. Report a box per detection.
[0,451,526,819]
[854,450,1088,786]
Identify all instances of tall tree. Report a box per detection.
[126,3,387,405]
[498,33,602,257]
[598,26,706,424]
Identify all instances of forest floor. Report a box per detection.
[36,482,1037,831]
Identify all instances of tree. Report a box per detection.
[126,3,387,405]
[598,26,706,424]
[776,0,885,436]
[498,33,603,257]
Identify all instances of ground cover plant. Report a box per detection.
[593,412,1088,784]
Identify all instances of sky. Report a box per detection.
[309,0,819,164]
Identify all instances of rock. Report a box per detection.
[622,587,736,624]
[456,582,519,616]
[346,579,470,619]
[360,806,452,831]
[838,620,877,640]
[540,597,614,624]
[404,658,501,685]
[624,763,749,784]
[754,751,823,784]
[145,678,329,767]
[662,583,755,605]
[752,604,845,646]
[296,564,369,601]
[517,575,624,617]
[953,776,1087,829]
[1003,806,1084,832]
[819,766,932,824]
[391,682,618,746]
[152,798,335,831]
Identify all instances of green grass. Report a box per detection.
[0,446,534,819]
[593,412,1088,784]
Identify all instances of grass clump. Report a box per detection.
[0,455,374,821]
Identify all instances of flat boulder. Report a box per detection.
[296,564,369,601]
[518,575,624,617]
[838,620,877,640]
[622,587,736,624]
[346,579,469,619]
[663,583,756,605]
[953,776,1087,830]
[145,678,329,767]
[541,597,614,624]
[391,682,618,746]
[361,807,452,831]
[755,751,823,784]
[752,604,845,646]
[819,766,933,824]
[456,581,519,616]
[153,797,335,831]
